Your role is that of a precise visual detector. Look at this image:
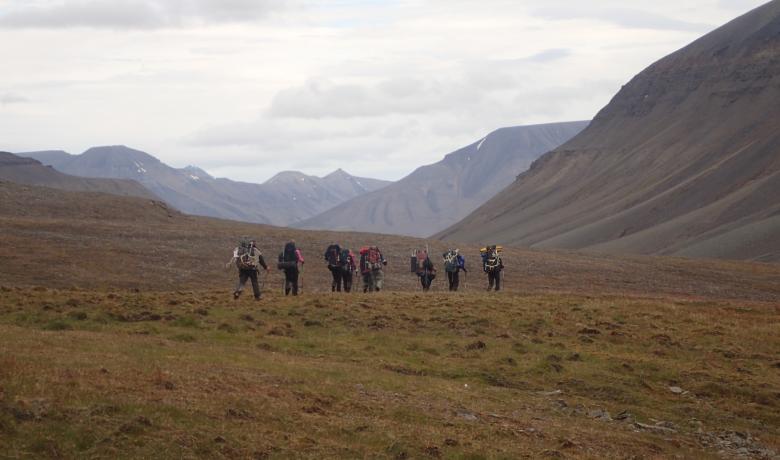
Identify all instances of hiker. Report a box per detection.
[339,247,357,293]
[277,240,304,296]
[324,243,343,292]
[359,246,386,293]
[481,245,504,291]
[413,249,436,291]
[443,248,466,291]
[227,239,268,300]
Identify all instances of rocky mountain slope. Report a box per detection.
[20,146,390,226]
[0,151,154,199]
[295,121,588,237]
[437,1,780,262]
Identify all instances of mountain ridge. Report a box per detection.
[0,151,156,199]
[436,1,780,262]
[19,145,391,226]
[295,121,589,237]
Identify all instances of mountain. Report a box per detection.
[0,151,155,199]
[19,145,391,226]
[436,1,780,263]
[295,121,588,237]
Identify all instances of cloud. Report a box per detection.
[268,77,480,119]
[0,0,283,29]
[532,6,713,32]
[0,93,30,104]
[522,48,572,63]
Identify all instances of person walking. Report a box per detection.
[340,247,357,293]
[227,239,269,300]
[481,245,503,291]
[324,243,343,292]
[278,240,304,296]
[415,250,436,292]
[443,248,466,291]
[360,246,386,293]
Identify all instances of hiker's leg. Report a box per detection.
[250,270,261,299]
[453,271,459,291]
[343,271,352,292]
[495,270,501,291]
[374,270,383,292]
[334,268,342,292]
[291,268,299,295]
[330,267,337,292]
[488,272,495,290]
[284,269,292,295]
[236,271,249,297]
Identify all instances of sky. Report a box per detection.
[0,0,768,182]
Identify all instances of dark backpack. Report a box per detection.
[326,244,341,266]
[443,250,458,273]
[283,242,297,262]
[339,248,351,268]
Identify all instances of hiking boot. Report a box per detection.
[233,291,240,300]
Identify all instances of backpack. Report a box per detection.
[339,248,351,269]
[482,245,502,272]
[283,242,297,262]
[443,250,458,273]
[326,244,341,267]
[278,242,298,270]
[363,246,382,270]
[235,239,259,270]
[413,249,428,274]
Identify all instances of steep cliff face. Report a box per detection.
[437,1,780,262]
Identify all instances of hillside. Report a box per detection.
[20,145,390,226]
[1,180,778,299]
[1,181,779,458]
[437,1,780,263]
[0,152,155,199]
[295,122,588,237]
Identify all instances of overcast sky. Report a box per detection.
[0,0,767,182]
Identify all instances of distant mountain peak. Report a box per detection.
[180,165,213,180]
[82,145,160,164]
[324,168,354,179]
[266,170,311,184]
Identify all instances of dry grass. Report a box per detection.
[1,288,778,459]
[1,182,779,458]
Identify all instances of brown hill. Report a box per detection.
[296,122,588,237]
[1,181,778,301]
[436,1,780,263]
[0,151,154,199]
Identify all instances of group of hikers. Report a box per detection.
[410,246,503,292]
[227,238,504,300]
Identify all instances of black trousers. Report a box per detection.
[487,270,501,291]
[419,273,435,291]
[284,267,299,296]
[329,265,343,292]
[447,270,460,291]
[342,270,353,293]
[236,269,261,299]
